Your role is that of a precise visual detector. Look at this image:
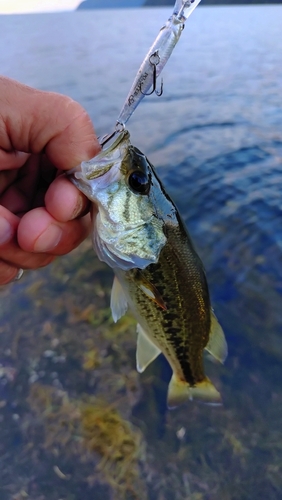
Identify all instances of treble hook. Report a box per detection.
[140,51,164,97]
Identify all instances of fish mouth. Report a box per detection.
[99,127,128,148]
[98,128,130,153]
[67,129,130,179]
[66,128,131,198]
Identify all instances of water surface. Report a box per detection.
[0,6,282,500]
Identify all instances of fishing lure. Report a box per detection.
[101,0,201,146]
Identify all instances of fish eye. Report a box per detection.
[128,170,150,195]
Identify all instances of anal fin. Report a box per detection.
[136,324,161,373]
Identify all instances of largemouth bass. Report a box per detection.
[69,130,227,408]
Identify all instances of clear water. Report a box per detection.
[1,6,282,499]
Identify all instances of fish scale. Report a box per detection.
[69,130,227,408]
[119,221,211,388]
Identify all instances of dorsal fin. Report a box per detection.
[205,309,228,364]
[110,276,128,323]
[136,324,161,373]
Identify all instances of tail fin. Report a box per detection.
[167,374,222,409]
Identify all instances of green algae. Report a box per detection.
[81,399,145,498]
[26,383,146,500]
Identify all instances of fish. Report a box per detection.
[69,130,227,408]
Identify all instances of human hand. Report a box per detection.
[0,76,100,285]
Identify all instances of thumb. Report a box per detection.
[0,76,100,170]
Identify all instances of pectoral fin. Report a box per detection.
[205,309,228,364]
[135,271,167,311]
[136,324,161,373]
[110,276,128,323]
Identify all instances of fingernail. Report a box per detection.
[34,225,63,252]
[0,217,13,246]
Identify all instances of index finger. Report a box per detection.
[0,76,101,170]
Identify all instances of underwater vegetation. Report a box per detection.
[27,384,146,500]
[81,400,145,497]
[1,240,282,500]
